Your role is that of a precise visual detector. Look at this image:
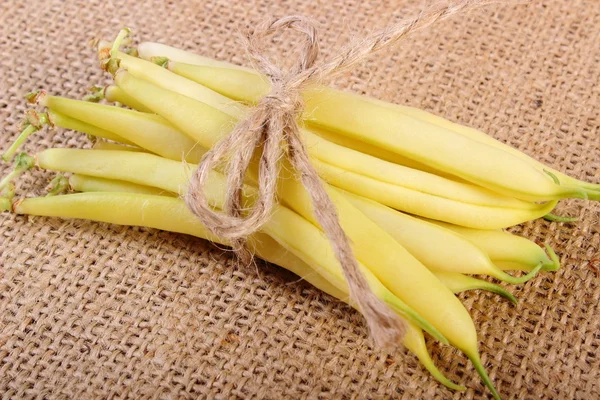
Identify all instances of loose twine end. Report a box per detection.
[185,0,508,348]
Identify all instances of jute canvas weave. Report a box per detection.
[1,0,598,398]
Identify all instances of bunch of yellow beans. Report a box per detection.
[2,30,597,399]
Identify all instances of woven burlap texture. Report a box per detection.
[0,0,598,399]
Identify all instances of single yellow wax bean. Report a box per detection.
[391,102,600,194]
[47,109,134,145]
[138,42,257,73]
[69,174,174,196]
[421,218,560,272]
[114,70,237,150]
[43,95,205,164]
[113,51,245,119]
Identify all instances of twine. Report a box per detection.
[185,0,502,348]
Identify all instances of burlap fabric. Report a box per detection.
[1,0,598,398]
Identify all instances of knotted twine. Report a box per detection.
[185,0,502,348]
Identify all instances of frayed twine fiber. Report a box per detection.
[185,0,508,348]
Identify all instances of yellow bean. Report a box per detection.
[69,174,173,196]
[48,109,133,145]
[421,218,560,272]
[43,95,205,163]
[113,51,244,118]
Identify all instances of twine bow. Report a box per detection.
[185,0,500,348]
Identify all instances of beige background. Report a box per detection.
[1,0,599,398]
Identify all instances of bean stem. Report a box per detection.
[0,153,35,192]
